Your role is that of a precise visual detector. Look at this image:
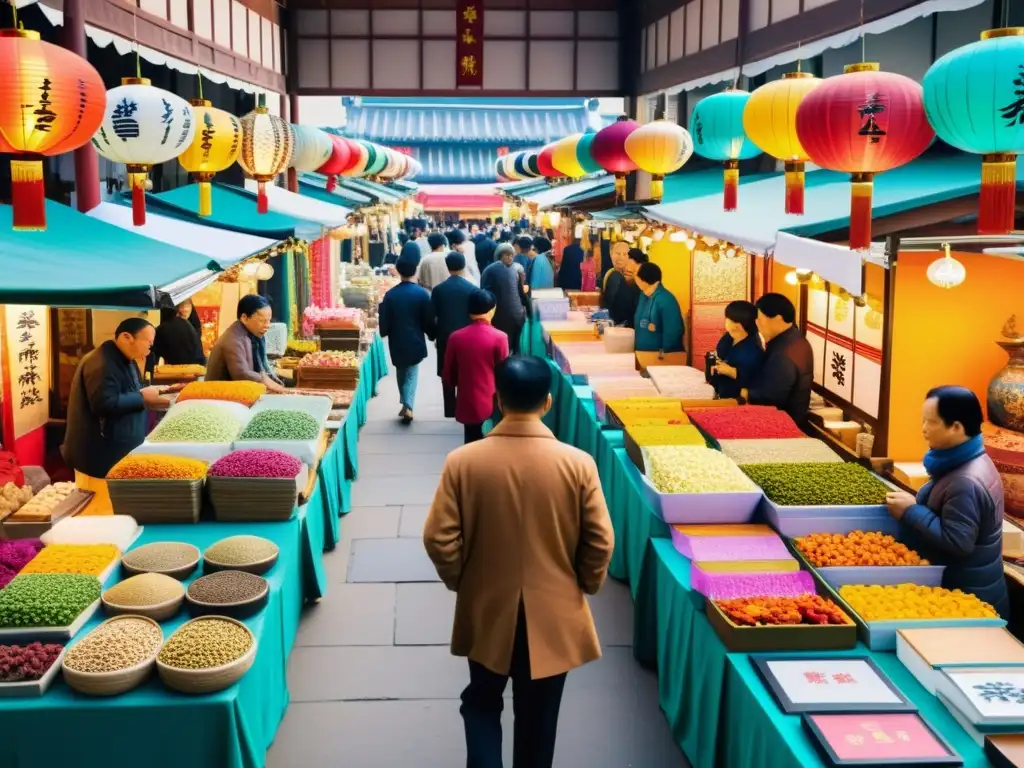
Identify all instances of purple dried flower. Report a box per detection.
[0,539,44,572]
[209,449,303,479]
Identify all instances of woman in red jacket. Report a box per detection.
[443,290,510,443]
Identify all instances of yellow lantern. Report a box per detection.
[551,133,587,178]
[623,120,694,201]
[742,72,821,214]
[178,99,241,217]
[238,95,293,214]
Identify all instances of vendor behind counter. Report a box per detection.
[206,294,286,393]
[633,262,685,354]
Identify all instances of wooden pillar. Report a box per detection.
[63,0,101,213]
[287,93,299,193]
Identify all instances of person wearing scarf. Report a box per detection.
[886,386,1009,618]
[205,294,286,393]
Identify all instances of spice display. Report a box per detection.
[606,397,686,412]
[300,350,359,368]
[618,416,689,427]
[21,544,119,577]
[285,340,318,357]
[187,571,267,604]
[273,388,352,408]
[0,482,34,515]
[239,410,321,441]
[64,617,163,673]
[0,642,63,682]
[158,618,253,669]
[742,463,890,506]
[715,595,853,626]
[719,438,843,466]
[693,567,816,600]
[107,454,208,480]
[153,364,205,378]
[12,483,76,521]
[0,539,45,589]
[627,425,706,447]
[209,450,303,479]
[302,306,363,336]
[176,380,267,407]
[41,516,140,551]
[121,542,200,575]
[645,446,758,494]
[103,573,184,606]
[204,535,278,566]
[149,404,244,443]
[0,574,102,627]
[839,584,999,621]
[795,531,929,567]
[687,406,805,440]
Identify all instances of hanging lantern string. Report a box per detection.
[8,0,18,30]
[197,67,204,100]
[132,5,141,78]
[796,41,802,73]
[859,0,866,63]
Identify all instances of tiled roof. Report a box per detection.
[410,145,509,183]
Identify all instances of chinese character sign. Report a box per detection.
[456,2,484,88]
[2,305,50,445]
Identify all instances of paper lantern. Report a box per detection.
[525,152,542,177]
[378,148,408,180]
[591,116,640,203]
[927,244,966,289]
[239,97,293,214]
[289,124,332,172]
[796,63,933,250]
[624,120,694,201]
[317,135,354,192]
[341,140,370,178]
[537,143,564,179]
[177,99,240,217]
[494,155,512,181]
[0,28,106,231]
[501,154,524,181]
[575,131,603,175]
[743,72,821,214]
[362,142,388,177]
[690,89,761,211]
[513,151,540,178]
[93,77,196,226]
[405,157,421,179]
[552,134,587,178]
[924,28,1024,234]
[256,262,275,281]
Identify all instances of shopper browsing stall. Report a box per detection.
[150,300,206,370]
[379,256,436,424]
[885,386,1009,618]
[481,243,527,355]
[609,249,647,328]
[740,293,813,425]
[601,241,629,314]
[557,240,585,291]
[526,236,556,291]
[710,300,765,399]
[205,295,286,394]
[633,262,685,354]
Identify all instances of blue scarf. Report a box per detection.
[922,433,985,478]
[248,330,270,376]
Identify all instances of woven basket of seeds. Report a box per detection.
[185,571,269,619]
[156,616,257,694]
[62,615,163,696]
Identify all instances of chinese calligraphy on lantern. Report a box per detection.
[3,306,49,441]
[456,2,483,87]
[1000,65,1024,128]
[856,93,887,143]
[111,98,140,141]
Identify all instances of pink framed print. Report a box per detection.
[803,713,962,766]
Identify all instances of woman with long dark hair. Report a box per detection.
[710,300,765,399]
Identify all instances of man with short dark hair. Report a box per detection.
[633,262,685,353]
[63,317,170,483]
[741,292,814,424]
[513,236,533,274]
[446,228,480,286]
[206,294,285,392]
[424,355,614,768]
[527,236,555,290]
[432,252,478,418]
[380,257,436,423]
[417,233,451,292]
[609,248,647,327]
[473,228,497,273]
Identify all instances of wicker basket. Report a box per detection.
[203,551,278,576]
[207,476,298,522]
[156,616,257,694]
[120,542,201,580]
[102,592,185,622]
[107,478,204,523]
[185,575,269,619]
[61,615,162,697]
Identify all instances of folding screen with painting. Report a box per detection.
[690,247,750,365]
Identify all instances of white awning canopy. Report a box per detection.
[773,232,865,296]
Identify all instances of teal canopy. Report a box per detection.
[501,178,550,198]
[299,174,376,208]
[339,176,409,205]
[0,201,223,308]
[147,183,324,240]
[645,153,1020,254]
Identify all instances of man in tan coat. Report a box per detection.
[424,355,614,768]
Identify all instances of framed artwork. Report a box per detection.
[803,713,963,766]
[752,656,915,714]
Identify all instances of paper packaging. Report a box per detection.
[1004,520,1024,557]
[896,627,1024,694]
[893,462,930,492]
[986,734,1024,768]
[935,668,1024,735]
[824,420,861,450]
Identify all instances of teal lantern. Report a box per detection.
[576,131,603,175]
[690,88,762,211]
[362,141,387,177]
[923,28,1024,234]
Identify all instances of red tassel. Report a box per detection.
[784,162,805,216]
[849,173,874,251]
[258,182,269,214]
[10,159,46,231]
[723,161,739,212]
[979,153,1016,235]
[129,172,147,227]
[326,175,337,193]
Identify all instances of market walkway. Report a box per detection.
[268,346,688,767]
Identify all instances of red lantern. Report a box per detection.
[590,116,640,204]
[537,144,564,179]
[795,63,933,250]
[317,135,354,192]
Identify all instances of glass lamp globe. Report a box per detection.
[927,254,966,289]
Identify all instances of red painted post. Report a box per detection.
[62,0,101,213]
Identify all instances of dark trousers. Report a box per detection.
[502,321,523,356]
[464,423,484,444]
[461,603,567,768]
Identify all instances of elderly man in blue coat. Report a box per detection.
[886,386,1010,618]
[379,256,436,424]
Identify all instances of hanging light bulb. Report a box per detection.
[785,270,799,286]
[256,262,275,280]
[685,238,697,250]
[796,268,813,283]
[669,230,685,243]
[725,247,736,258]
[242,261,261,277]
[653,229,666,241]
[927,243,966,289]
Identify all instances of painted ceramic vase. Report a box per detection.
[988,315,1024,432]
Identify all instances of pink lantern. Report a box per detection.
[591,116,640,203]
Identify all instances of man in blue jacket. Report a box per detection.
[379,257,436,424]
[632,262,685,353]
[431,252,477,418]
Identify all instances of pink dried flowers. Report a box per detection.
[209,450,302,479]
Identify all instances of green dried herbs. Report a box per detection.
[742,462,890,506]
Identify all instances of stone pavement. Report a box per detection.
[268,346,689,767]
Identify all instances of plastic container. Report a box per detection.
[250,394,332,426]
[603,327,635,354]
[627,461,763,525]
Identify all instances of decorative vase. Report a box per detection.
[988,315,1024,432]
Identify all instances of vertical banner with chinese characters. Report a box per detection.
[0,306,50,465]
[456,2,484,88]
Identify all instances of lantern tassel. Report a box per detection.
[849,173,874,251]
[723,161,739,212]
[257,182,269,214]
[10,159,46,232]
[326,174,337,193]
[650,174,665,202]
[979,153,1016,235]
[129,171,147,227]
[614,174,626,205]
[784,161,805,216]
[198,178,213,217]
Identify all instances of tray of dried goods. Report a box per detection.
[41,515,142,552]
[153,364,205,383]
[62,615,163,696]
[790,530,945,588]
[2,483,87,540]
[203,535,279,575]
[0,642,65,697]
[19,543,121,585]
[107,455,207,524]
[0,574,103,640]
[707,593,858,652]
[185,571,269,619]
[270,388,353,409]
[156,616,257,694]
[102,572,185,621]
[120,541,200,580]
[233,410,323,465]
[207,450,304,522]
[0,539,44,589]
[175,380,266,407]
